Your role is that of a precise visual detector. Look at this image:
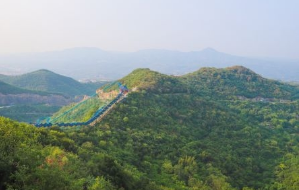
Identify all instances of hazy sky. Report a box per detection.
[0,0,298,59]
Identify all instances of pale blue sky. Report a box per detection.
[0,0,298,59]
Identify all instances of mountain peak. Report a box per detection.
[0,69,96,96]
[189,65,259,78]
[120,68,186,93]
[25,69,60,77]
[120,68,164,89]
[226,65,257,75]
[201,47,219,53]
[34,69,54,73]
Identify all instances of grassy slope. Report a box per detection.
[49,97,107,123]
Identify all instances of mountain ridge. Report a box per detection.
[2,66,299,189]
[1,47,299,81]
[83,65,299,189]
[119,66,299,100]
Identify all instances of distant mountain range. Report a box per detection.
[0,47,298,81]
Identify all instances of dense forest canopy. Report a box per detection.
[1,66,299,189]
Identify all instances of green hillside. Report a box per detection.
[0,70,106,96]
[0,80,31,94]
[0,80,48,95]
[1,66,299,189]
[0,80,69,123]
[182,66,299,99]
[0,116,115,189]
[68,68,299,189]
[0,78,76,122]
[119,68,187,93]
[49,97,106,123]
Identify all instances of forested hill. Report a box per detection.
[0,79,77,122]
[1,66,299,189]
[0,70,106,122]
[89,66,299,189]
[119,68,187,93]
[0,69,105,96]
[120,66,299,99]
[0,80,47,95]
[182,66,299,99]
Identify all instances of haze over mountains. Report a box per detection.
[0,47,299,81]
